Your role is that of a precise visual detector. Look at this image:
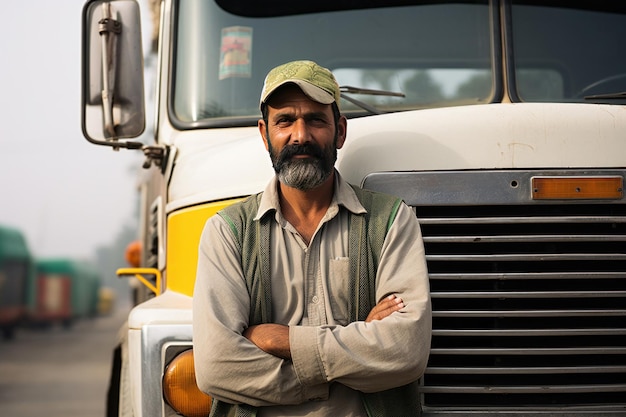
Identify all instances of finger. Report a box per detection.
[366,295,404,322]
[377,299,404,317]
[378,294,404,312]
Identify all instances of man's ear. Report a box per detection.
[335,115,348,150]
[258,119,270,151]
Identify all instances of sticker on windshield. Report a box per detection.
[219,26,253,80]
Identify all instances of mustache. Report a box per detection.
[278,143,324,162]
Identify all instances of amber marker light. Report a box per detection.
[532,176,623,200]
[163,349,212,417]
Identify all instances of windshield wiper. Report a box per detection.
[339,85,405,115]
[340,86,406,98]
[584,91,626,100]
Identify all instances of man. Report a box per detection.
[193,60,431,416]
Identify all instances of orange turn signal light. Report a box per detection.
[162,349,212,417]
[532,176,623,200]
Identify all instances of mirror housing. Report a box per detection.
[81,0,145,149]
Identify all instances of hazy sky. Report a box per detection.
[0,1,150,259]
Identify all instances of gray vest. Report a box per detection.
[211,185,421,417]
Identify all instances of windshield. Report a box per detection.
[172,0,494,126]
[510,2,626,102]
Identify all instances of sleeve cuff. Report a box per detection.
[290,325,329,399]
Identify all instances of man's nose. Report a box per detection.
[290,119,310,144]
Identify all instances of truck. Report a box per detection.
[80,1,626,416]
[32,259,102,327]
[0,225,35,340]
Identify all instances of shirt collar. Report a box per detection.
[254,170,367,221]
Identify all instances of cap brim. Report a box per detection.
[262,80,336,105]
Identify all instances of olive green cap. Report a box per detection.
[260,60,340,107]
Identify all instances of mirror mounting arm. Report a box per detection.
[99,3,121,140]
[142,145,168,170]
[83,134,143,150]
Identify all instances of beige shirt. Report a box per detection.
[193,173,431,416]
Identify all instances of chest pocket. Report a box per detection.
[328,257,350,325]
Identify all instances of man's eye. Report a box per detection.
[310,118,328,126]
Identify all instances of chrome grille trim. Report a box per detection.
[427,366,626,375]
[425,235,626,243]
[432,309,626,318]
[432,329,625,336]
[431,291,626,298]
[420,216,626,225]
[431,272,625,280]
[430,348,626,355]
[420,385,626,394]
[427,254,626,261]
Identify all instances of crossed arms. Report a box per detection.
[243,294,406,360]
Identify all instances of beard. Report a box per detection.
[269,139,337,191]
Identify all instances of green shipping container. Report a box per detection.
[0,225,35,339]
[34,259,101,327]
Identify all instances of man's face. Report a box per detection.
[259,85,346,191]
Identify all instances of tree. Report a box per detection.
[403,71,445,103]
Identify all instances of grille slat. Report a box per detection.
[433,328,626,336]
[427,366,626,375]
[425,235,626,243]
[430,347,626,355]
[419,215,626,225]
[431,290,626,298]
[431,272,625,280]
[421,384,626,394]
[433,309,626,317]
[427,254,626,261]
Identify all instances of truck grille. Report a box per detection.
[362,170,626,412]
[418,202,626,409]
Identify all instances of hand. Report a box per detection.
[365,294,404,322]
[243,323,291,360]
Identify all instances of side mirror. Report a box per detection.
[81,0,145,149]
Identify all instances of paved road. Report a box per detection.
[0,306,130,417]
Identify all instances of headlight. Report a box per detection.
[162,349,212,417]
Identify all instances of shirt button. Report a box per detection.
[312,295,319,304]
